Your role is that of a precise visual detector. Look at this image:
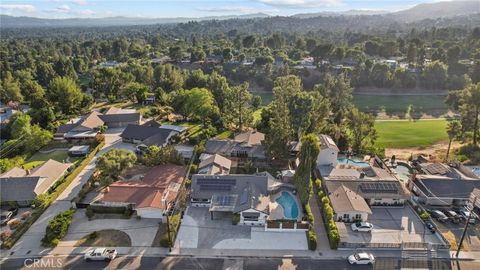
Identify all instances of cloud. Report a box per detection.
[78,9,95,16]
[0,4,36,13]
[55,4,71,13]
[72,0,88,5]
[255,0,341,8]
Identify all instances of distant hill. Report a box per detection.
[390,1,480,22]
[0,13,269,28]
[293,9,388,19]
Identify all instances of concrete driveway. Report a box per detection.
[58,209,160,247]
[175,207,307,250]
[5,127,133,257]
[345,207,444,246]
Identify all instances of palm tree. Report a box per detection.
[445,120,461,161]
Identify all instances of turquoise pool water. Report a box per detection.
[337,158,370,167]
[276,191,299,219]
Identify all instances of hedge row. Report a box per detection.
[307,228,317,250]
[316,181,340,249]
[160,213,182,248]
[1,139,105,249]
[41,209,75,247]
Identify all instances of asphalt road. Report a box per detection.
[2,256,479,270]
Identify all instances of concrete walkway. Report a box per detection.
[309,192,331,252]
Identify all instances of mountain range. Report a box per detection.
[0,1,478,28]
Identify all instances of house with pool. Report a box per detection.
[316,134,409,222]
[190,173,302,226]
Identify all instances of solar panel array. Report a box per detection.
[424,163,449,175]
[212,195,235,206]
[239,188,249,205]
[360,182,398,194]
[197,178,236,191]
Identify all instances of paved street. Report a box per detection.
[3,129,129,258]
[2,255,479,270]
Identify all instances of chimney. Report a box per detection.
[359,172,365,179]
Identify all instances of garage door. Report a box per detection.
[137,208,163,219]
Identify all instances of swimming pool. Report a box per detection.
[393,164,412,181]
[276,191,299,220]
[337,158,370,167]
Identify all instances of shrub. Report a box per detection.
[0,230,12,241]
[232,213,240,225]
[420,210,431,221]
[41,209,75,247]
[314,179,322,191]
[85,207,94,218]
[7,218,21,229]
[88,231,97,240]
[184,179,192,188]
[307,229,317,250]
[304,204,314,225]
[20,211,31,220]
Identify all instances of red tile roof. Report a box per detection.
[100,164,185,209]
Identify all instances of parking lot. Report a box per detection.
[175,207,307,250]
[341,206,445,247]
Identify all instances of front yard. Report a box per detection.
[75,229,132,247]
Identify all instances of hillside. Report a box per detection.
[391,1,480,22]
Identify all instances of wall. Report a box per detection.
[317,148,338,166]
[239,209,268,226]
[334,211,368,222]
[137,207,164,219]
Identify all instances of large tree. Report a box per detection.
[445,120,461,161]
[293,134,320,205]
[48,77,84,115]
[458,83,480,144]
[264,75,302,159]
[173,88,219,125]
[346,107,377,154]
[223,82,253,131]
[97,149,137,180]
[0,72,23,103]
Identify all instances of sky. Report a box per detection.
[0,0,462,19]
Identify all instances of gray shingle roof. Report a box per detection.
[99,113,141,124]
[414,177,480,199]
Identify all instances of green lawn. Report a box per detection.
[353,94,448,114]
[23,150,80,169]
[375,120,448,148]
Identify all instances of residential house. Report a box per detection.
[328,184,372,222]
[0,160,72,206]
[408,162,480,206]
[55,111,104,141]
[204,131,266,165]
[96,164,186,219]
[317,134,408,223]
[198,154,232,175]
[190,173,271,226]
[120,124,176,151]
[99,107,141,128]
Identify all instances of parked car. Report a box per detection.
[430,210,448,222]
[458,209,477,224]
[84,248,117,261]
[444,210,460,223]
[425,221,436,233]
[351,222,373,232]
[8,207,18,217]
[348,252,375,265]
[0,211,13,226]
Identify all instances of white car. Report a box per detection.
[84,248,117,261]
[348,252,375,265]
[351,222,373,232]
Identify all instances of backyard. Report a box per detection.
[375,120,448,149]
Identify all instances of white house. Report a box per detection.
[328,184,372,222]
[317,134,339,167]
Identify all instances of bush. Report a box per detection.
[7,218,21,229]
[317,193,340,249]
[0,230,12,241]
[314,179,322,191]
[458,144,480,164]
[88,231,97,240]
[420,210,431,221]
[307,229,317,250]
[85,207,94,218]
[232,213,240,225]
[41,209,75,247]
[304,204,314,225]
[20,211,31,220]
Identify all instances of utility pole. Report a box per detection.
[456,196,476,257]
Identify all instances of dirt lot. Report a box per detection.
[385,141,463,161]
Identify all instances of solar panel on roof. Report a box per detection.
[359,182,398,194]
[240,188,248,205]
[199,184,232,191]
[197,178,236,186]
